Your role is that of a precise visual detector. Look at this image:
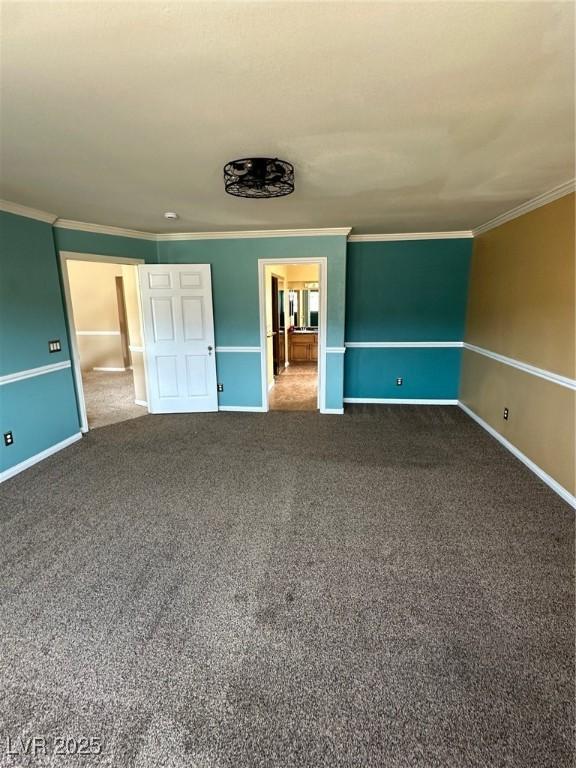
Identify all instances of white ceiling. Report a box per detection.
[1,1,574,233]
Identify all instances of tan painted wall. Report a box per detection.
[461,193,575,495]
[68,260,125,371]
[121,264,142,346]
[460,350,575,494]
[74,334,123,372]
[285,263,319,283]
[121,265,147,403]
[466,194,575,378]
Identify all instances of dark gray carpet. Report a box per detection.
[0,407,573,767]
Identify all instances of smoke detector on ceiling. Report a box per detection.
[164,211,179,220]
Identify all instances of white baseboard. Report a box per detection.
[134,400,148,407]
[458,401,576,510]
[321,408,344,415]
[219,405,266,412]
[344,398,458,405]
[0,433,82,483]
[92,367,127,372]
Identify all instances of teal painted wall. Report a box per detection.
[344,347,462,399]
[0,370,80,471]
[157,236,347,409]
[0,211,80,473]
[1,213,73,374]
[53,227,157,263]
[1,216,158,475]
[215,352,262,408]
[344,239,472,400]
[0,209,474,479]
[326,353,345,410]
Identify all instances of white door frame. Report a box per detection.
[59,251,146,433]
[258,257,328,413]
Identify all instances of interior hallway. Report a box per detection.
[269,362,318,411]
[83,370,147,429]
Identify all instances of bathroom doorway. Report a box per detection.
[259,258,326,412]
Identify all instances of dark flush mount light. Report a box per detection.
[223,157,294,198]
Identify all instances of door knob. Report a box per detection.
[208,345,213,355]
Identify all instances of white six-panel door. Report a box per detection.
[138,264,218,413]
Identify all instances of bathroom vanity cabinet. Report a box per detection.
[289,332,318,362]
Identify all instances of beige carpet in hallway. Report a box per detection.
[82,370,147,429]
[269,362,318,411]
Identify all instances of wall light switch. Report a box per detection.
[48,339,61,353]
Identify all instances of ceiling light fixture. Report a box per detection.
[164,211,179,220]
[223,157,295,198]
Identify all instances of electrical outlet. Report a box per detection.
[396,377,403,386]
[217,384,224,392]
[48,339,61,353]
[4,431,14,446]
[503,407,509,421]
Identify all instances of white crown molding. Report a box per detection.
[6,179,574,240]
[54,219,351,241]
[346,341,463,349]
[0,199,57,224]
[473,179,576,236]
[348,231,473,242]
[54,218,157,241]
[458,402,575,510]
[156,227,352,241]
[0,360,71,386]
[464,343,576,390]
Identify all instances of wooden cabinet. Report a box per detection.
[289,333,318,362]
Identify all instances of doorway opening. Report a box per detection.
[60,252,148,432]
[259,258,326,412]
